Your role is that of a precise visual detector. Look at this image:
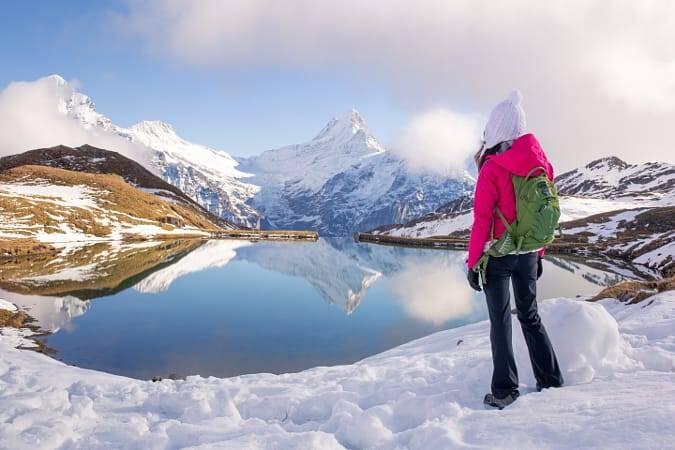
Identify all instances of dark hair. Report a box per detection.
[478,140,513,170]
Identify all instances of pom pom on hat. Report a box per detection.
[507,89,522,105]
[483,90,527,149]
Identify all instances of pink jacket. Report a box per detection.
[467,134,554,269]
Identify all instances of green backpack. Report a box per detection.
[473,166,561,285]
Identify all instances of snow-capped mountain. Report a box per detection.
[239,110,474,235]
[50,75,260,227]
[49,75,473,234]
[556,156,675,200]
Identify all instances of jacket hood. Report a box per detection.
[486,133,552,177]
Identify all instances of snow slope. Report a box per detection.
[556,156,675,200]
[0,292,673,449]
[240,110,473,235]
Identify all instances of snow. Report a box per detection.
[564,209,643,243]
[633,238,675,268]
[0,182,99,210]
[558,196,657,222]
[0,299,17,311]
[385,211,473,238]
[1,292,674,449]
[556,157,675,201]
[129,121,253,182]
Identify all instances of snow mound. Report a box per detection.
[515,298,636,385]
[0,295,674,449]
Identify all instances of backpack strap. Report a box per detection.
[524,166,547,181]
[514,165,548,210]
[494,206,512,233]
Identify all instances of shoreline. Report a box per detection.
[355,232,671,278]
[0,229,319,260]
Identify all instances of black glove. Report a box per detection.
[537,256,543,280]
[467,269,482,292]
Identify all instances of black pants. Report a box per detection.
[484,253,563,397]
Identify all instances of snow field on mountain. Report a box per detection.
[0,182,99,210]
[0,173,214,244]
[1,293,673,449]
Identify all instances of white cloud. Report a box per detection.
[394,108,481,176]
[118,0,675,170]
[0,76,154,168]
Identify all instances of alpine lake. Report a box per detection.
[0,238,655,380]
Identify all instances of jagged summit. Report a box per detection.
[586,156,630,171]
[313,109,372,143]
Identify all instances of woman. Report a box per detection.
[467,90,563,409]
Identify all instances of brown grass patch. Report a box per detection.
[0,309,30,328]
[0,165,222,241]
[591,276,675,304]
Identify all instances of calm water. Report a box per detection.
[0,238,652,379]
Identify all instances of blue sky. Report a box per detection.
[0,0,407,156]
[1,1,671,169]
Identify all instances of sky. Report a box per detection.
[1,0,673,172]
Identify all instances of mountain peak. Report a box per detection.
[313,109,369,142]
[586,156,630,171]
[45,74,67,87]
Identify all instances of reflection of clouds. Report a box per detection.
[389,259,476,325]
[0,288,89,332]
[133,240,251,293]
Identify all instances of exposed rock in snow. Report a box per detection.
[556,156,675,200]
[0,292,673,449]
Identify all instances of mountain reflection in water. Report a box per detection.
[0,238,654,379]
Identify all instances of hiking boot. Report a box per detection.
[536,382,563,392]
[483,390,520,410]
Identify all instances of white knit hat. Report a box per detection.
[483,90,526,149]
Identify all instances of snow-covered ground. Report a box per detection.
[1,292,673,449]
